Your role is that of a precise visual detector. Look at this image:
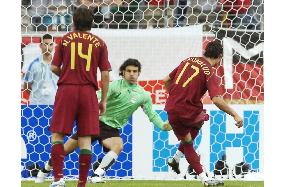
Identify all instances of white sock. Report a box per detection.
[94,167,105,177]
[95,151,118,176]
[45,162,52,171]
[173,150,183,162]
[198,172,208,182]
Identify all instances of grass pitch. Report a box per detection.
[21,180,264,187]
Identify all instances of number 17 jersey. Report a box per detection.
[52,31,111,90]
[165,57,222,120]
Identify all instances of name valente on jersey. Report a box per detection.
[62,32,101,48]
[189,57,210,75]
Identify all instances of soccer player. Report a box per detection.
[48,7,111,187]
[23,34,58,105]
[36,58,172,184]
[164,40,243,186]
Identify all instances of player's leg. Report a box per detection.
[168,143,184,174]
[99,137,123,170]
[167,114,186,174]
[90,137,123,183]
[36,136,79,183]
[48,85,78,186]
[50,133,65,183]
[180,130,211,185]
[90,122,122,183]
[48,133,66,187]
[168,125,201,174]
[77,86,99,187]
[182,131,203,176]
[77,136,92,187]
[182,128,223,186]
[48,136,67,187]
[168,111,209,175]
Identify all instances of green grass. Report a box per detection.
[21,180,264,187]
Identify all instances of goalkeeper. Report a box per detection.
[36,58,172,183]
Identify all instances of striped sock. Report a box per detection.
[51,141,65,181]
[78,149,92,186]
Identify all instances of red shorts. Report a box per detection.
[49,85,99,137]
[168,110,209,141]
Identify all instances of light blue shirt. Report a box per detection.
[24,56,58,105]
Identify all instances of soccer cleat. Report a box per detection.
[167,158,180,174]
[89,175,106,183]
[35,169,51,183]
[203,179,223,186]
[49,178,66,187]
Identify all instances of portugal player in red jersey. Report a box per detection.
[163,40,243,186]
[49,7,111,187]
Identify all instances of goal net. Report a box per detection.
[21,0,264,181]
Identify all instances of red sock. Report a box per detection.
[51,143,65,181]
[78,150,92,187]
[183,143,203,175]
[178,143,185,154]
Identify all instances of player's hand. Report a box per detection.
[233,114,243,128]
[99,101,106,115]
[162,121,172,131]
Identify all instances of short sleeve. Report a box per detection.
[206,72,223,99]
[98,42,111,71]
[52,41,63,67]
[24,62,36,83]
[169,66,179,80]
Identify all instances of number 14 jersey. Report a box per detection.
[52,31,111,90]
[165,57,222,120]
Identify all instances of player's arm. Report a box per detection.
[207,73,243,128]
[50,65,61,76]
[97,41,111,114]
[163,66,179,92]
[212,96,243,128]
[142,93,172,131]
[51,40,63,76]
[97,81,115,100]
[99,70,110,114]
[23,63,35,94]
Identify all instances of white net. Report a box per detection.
[21,0,264,31]
[21,0,264,181]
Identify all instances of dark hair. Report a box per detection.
[41,34,53,42]
[203,40,223,59]
[73,6,93,31]
[119,59,141,76]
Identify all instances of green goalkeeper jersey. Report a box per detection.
[97,79,165,130]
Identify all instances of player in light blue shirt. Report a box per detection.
[23,34,58,105]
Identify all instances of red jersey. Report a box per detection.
[165,57,222,120]
[52,31,111,90]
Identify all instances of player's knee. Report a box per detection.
[183,132,193,142]
[64,139,78,154]
[52,133,64,142]
[117,143,123,152]
[111,143,123,154]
